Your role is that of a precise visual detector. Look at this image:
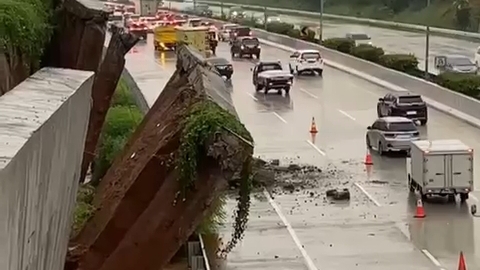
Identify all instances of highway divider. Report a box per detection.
[190,0,480,41]
[169,8,480,128]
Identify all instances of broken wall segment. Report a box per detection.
[68,44,253,270]
[45,0,108,71]
[0,68,94,269]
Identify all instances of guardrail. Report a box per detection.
[187,234,211,270]
[192,0,480,40]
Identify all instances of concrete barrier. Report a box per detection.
[0,68,94,269]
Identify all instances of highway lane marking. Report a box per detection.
[353,182,382,207]
[299,88,318,99]
[262,188,319,270]
[246,92,258,101]
[272,112,288,123]
[337,109,356,121]
[421,249,445,269]
[305,140,326,156]
[470,194,479,202]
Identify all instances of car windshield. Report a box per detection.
[242,38,259,45]
[348,33,370,40]
[302,52,320,59]
[398,95,423,103]
[268,16,281,21]
[387,122,417,132]
[261,63,282,71]
[448,57,474,66]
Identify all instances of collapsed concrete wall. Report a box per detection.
[67,44,253,270]
[0,68,94,269]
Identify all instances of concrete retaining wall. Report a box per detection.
[0,68,94,270]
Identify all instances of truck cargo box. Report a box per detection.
[406,139,473,202]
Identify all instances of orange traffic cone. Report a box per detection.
[458,251,467,270]
[414,197,426,218]
[310,117,318,134]
[364,149,373,165]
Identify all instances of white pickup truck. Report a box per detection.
[407,139,474,203]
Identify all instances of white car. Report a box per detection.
[288,49,324,76]
[475,46,480,66]
[346,33,372,46]
[219,23,238,41]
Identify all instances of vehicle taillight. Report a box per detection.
[249,31,252,35]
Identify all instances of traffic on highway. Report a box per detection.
[166,1,480,74]
[110,4,480,269]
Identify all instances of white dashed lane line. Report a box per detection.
[273,112,288,123]
[299,88,318,99]
[337,109,356,121]
[306,140,326,156]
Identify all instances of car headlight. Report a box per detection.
[240,45,244,49]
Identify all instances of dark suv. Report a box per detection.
[229,26,251,44]
[205,57,233,80]
[231,37,261,59]
[377,93,428,125]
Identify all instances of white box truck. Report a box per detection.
[406,139,473,203]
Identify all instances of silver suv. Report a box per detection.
[366,117,420,155]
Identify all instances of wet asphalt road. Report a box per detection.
[165,1,479,72]
[125,35,480,269]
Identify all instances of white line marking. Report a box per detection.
[246,92,258,101]
[353,182,381,206]
[305,140,326,156]
[470,194,479,202]
[337,109,356,121]
[272,112,287,123]
[421,249,443,268]
[299,88,318,99]
[263,189,319,270]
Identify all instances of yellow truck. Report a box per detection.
[154,24,177,51]
[175,26,210,56]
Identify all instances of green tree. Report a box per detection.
[454,0,472,29]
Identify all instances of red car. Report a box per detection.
[129,23,148,40]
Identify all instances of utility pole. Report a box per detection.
[319,0,324,42]
[221,1,224,17]
[424,0,431,79]
[264,6,268,29]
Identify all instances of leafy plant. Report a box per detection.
[177,100,253,253]
[351,44,385,62]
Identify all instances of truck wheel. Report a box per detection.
[408,176,415,193]
[255,84,262,91]
[289,64,294,74]
[420,119,427,126]
[447,194,456,203]
[265,87,269,94]
[296,66,301,75]
[317,69,323,76]
[256,53,260,59]
[460,193,469,203]
[285,86,290,94]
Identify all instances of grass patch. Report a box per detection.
[71,184,95,237]
[0,0,54,66]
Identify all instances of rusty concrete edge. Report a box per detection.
[119,66,212,269]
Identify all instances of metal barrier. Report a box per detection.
[193,0,480,40]
[187,234,211,270]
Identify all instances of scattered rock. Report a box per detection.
[325,188,350,201]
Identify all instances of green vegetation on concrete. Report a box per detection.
[210,14,480,101]
[72,184,95,237]
[0,0,54,66]
[177,99,254,251]
[209,0,478,32]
